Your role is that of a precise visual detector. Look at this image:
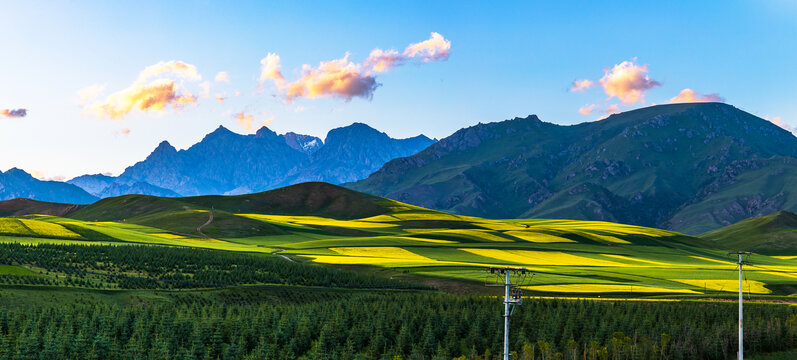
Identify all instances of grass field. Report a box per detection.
[1,201,796,298]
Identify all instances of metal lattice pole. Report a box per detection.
[486,267,527,360]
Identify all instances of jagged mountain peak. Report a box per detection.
[282,132,323,154]
[324,122,388,144]
[3,167,34,179]
[150,140,177,157]
[255,126,279,139]
[104,122,433,197]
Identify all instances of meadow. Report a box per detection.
[1,190,797,359]
[0,202,794,298]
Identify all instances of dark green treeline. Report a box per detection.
[0,243,424,290]
[0,293,794,360]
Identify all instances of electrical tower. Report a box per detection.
[486,267,529,360]
[729,251,751,360]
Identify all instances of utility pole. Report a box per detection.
[487,267,527,360]
[729,251,751,360]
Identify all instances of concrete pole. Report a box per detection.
[738,253,743,360]
[504,270,510,360]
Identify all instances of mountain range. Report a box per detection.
[2,103,795,234]
[350,103,797,234]
[0,122,435,204]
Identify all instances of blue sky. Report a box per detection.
[1,0,796,179]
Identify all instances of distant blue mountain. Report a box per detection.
[61,123,436,198]
[0,168,97,204]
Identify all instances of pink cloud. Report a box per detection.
[261,53,379,102]
[605,104,620,114]
[364,48,405,73]
[0,108,27,118]
[668,88,724,104]
[215,94,226,103]
[364,32,451,73]
[259,53,285,87]
[402,32,451,62]
[83,61,202,120]
[600,59,660,105]
[137,61,201,82]
[578,104,597,115]
[215,71,230,83]
[260,33,450,102]
[85,80,197,120]
[29,170,65,182]
[235,112,254,130]
[570,79,595,92]
[235,111,274,131]
[768,116,795,134]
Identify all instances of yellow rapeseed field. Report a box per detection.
[503,231,576,243]
[690,256,735,265]
[601,254,670,265]
[330,247,431,260]
[302,255,431,266]
[521,284,700,294]
[461,249,627,267]
[152,233,189,239]
[390,213,467,221]
[18,219,81,238]
[568,230,631,244]
[382,236,457,244]
[523,220,676,237]
[670,279,770,294]
[439,229,514,242]
[471,221,529,231]
[239,214,398,228]
[0,219,33,235]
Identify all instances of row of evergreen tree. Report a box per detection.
[0,293,794,359]
[0,243,424,290]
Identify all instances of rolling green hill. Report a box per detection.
[349,103,797,234]
[1,183,795,298]
[699,210,797,253]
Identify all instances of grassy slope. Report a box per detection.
[699,211,797,254]
[0,198,82,217]
[350,103,797,234]
[0,184,795,298]
[669,160,797,234]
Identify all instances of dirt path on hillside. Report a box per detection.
[197,210,214,238]
[271,249,295,263]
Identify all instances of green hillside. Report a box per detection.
[699,210,797,253]
[350,103,797,234]
[1,183,795,298]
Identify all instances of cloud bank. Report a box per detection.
[1,109,27,118]
[259,32,451,102]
